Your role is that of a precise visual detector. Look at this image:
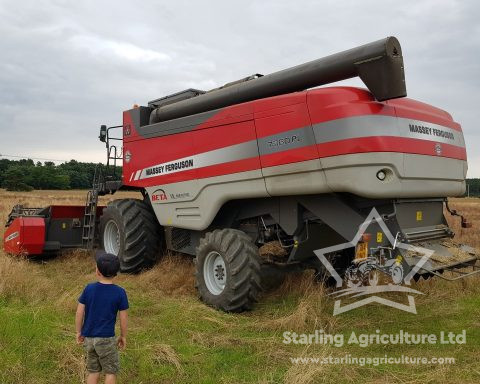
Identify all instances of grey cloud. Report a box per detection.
[0,0,479,174]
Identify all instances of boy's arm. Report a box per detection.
[117,310,128,349]
[75,303,85,344]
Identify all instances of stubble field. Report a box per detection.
[0,189,479,383]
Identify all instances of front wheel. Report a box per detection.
[195,229,262,312]
[99,199,163,273]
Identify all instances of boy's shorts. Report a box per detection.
[84,337,119,374]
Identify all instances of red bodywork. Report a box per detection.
[3,217,45,255]
[49,205,86,219]
[121,87,465,188]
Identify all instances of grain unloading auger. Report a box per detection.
[4,37,479,312]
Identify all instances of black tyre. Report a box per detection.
[99,199,162,273]
[259,264,286,291]
[194,229,262,312]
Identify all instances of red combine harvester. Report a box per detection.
[4,37,479,311]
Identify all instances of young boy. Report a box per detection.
[76,252,129,384]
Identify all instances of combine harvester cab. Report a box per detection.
[3,36,479,312]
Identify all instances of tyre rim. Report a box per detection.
[104,220,121,256]
[203,251,226,295]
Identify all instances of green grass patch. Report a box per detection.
[1,253,480,383]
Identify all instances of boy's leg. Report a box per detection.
[84,338,102,384]
[95,337,120,378]
[87,372,100,384]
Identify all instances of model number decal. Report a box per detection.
[170,192,191,200]
[268,135,301,147]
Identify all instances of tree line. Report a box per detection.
[466,178,480,197]
[0,159,121,191]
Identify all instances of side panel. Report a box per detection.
[123,129,197,187]
[307,88,466,198]
[3,217,45,255]
[254,97,328,196]
[321,153,465,198]
[141,118,268,230]
[3,218,23,254]
[147,170,267,230]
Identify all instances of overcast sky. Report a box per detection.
[1,0,479,176]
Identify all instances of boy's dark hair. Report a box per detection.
[95,252,120,277]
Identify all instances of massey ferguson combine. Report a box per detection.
[4,36,479,311]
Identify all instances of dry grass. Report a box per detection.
[0,254,54,303]
[57,344,87,383]
[261,272,337,333]
[150,343,183,372]
[135,252,195,296]
[445,198,480,249]
[283,345,331,384]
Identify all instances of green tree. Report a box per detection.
[0,159,12,186]
[3,165,33,191]
[1,158,122,190]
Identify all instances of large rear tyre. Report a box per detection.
[99,199,162,273]
[195,229,262,312]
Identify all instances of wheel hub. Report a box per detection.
[204,251,227,295]
[103,220,121,256]
[214,264,225,280]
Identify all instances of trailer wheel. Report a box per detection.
[195,229,262,312]
[99,199,162,273]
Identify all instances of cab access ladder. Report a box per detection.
[82,166,104,250]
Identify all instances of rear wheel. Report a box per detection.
[195,229,262,312]
[99,199,163,273]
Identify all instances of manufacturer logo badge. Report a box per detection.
[124,150,132,163]
[435,143,442,156]
[151,189,168,202]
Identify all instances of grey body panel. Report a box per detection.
[144,152,465,231]
[313,115,464,148]
[137,108,221,139]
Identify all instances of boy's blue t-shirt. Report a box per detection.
[78,282,129,337]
